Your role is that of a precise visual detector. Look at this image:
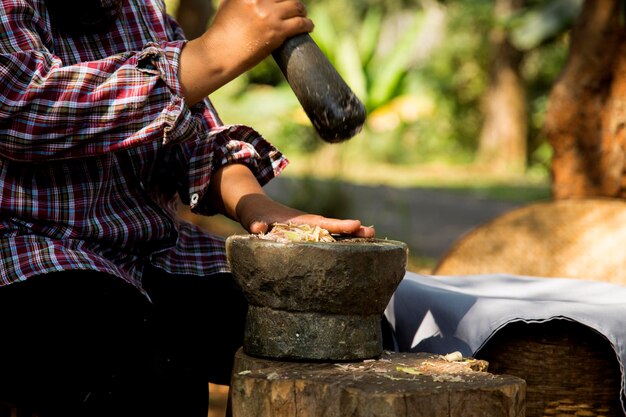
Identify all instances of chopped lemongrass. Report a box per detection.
[258,222,336,243]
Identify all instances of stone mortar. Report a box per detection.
[226,235,408,361]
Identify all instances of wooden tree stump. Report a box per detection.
[230,349,525,417]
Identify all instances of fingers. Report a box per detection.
[212,0,314,60]
[278,0,307,18]
[324,220,375,238]
[354,225,376,238]
[316,218,363,235]
[269,0,313,35]
[276,1,314,35]
[248,220,269,235]
[277,217,375,238]
[236,192,373,238]
[245,216,375,238]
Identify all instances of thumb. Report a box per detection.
[248,220,269,235]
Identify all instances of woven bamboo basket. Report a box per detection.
[476,319,623,417]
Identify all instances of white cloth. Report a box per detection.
[384,272,626,412]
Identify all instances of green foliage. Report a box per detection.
[304,1,474,166]
[309,4,423,112]
[408,0,492,154]
[508,0,583,50]
[218,0,453,166]
[203,0,570,177]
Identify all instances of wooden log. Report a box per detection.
[230,349,525,417]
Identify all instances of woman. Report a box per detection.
[0,0,374,416]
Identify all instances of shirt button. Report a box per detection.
[190,193,199,205]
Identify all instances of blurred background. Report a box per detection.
[168,0,583,272]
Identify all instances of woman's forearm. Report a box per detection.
[209,163,376,237]
[208,163,269,223]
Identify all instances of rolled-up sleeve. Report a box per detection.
[167,119,289,215]
[0,1,200,162]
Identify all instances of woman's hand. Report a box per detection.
[208,164,375,238]
[210,0,313,67]
[179,0,314,104]
[236,192,376,237]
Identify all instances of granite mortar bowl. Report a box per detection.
[226,235,408,361]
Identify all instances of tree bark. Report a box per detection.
[544,0,626,198]
[476,0,528,175]
[175,0,214,40]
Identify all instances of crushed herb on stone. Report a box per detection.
[258,223,336,243]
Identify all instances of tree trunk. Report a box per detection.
[175,0,214,40]
[544,0,626,198]
[476,0,528,175]
[230,349,526,417]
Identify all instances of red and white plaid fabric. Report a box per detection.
[0,0,288,295]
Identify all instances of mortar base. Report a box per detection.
[243,305,383,361]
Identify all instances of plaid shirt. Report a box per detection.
[0,0,288,296]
